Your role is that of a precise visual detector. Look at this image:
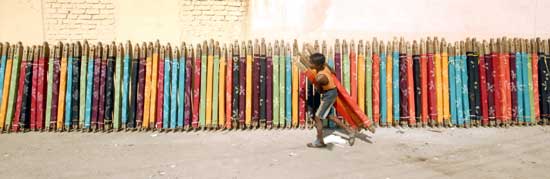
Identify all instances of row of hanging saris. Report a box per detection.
[0,37,547,132]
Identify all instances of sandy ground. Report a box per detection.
[0,126,549,179]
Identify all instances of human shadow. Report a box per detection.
[322,128,373,144]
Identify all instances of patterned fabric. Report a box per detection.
[441,52,450,122]
[413,55,422,122]
[524,52,532,122]
[71,54,81,127]
[466,52,481,121]
[534,52,541,121]
[238,54,246,127]
[385,52,393,125]
[193,53,202,128]
[224,52,232,128]
[64,55,73,128]
[0,51,14,130]
[460,54,471,124]
[372,54,380,124]
[479,53,489,124]
[485,53,495,121]
[212,53,220,127]
[184,52,192,127]
[253,53,260,126]
[259,54,266,125]
[162,54,171,129]
[205,53,213,127]
[5,39,550,131]
[136,52,146,128]
[232,53,240,127]
[266,55,273,127]
[142,49,152,128]
[510,53,518,121]
[380,53,390,124]
[392,51,400,123]
[448,55,458,124]
[428,53,437,122]
[272,54,279,127]
[399,53,409,120]
[57,52,68,129]
[244,52,252,127]
[218,52,226,128]
[434,52,443,124]
[538,53,550,119]
[128,55,138,128]
[13,56,31,130]
[122,51,130,128]
[199,52,207,128]
[104,54,115,128]
[350,50,357,104]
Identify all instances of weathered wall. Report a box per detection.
[177,0,248,43]
[0,0,248,45]
[0,0,44,44]
[114,0,248,44]
[2,0,550,45]
[43,0,116,42]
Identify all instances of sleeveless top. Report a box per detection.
[314,66,336,91]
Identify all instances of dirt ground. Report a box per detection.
[0,126,549,179]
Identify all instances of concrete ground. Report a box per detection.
[0,126,549,179]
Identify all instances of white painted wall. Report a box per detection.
[113,0,181,44]
[0,0,248,44]
[249,0,550,42]
[2,0,549,44]
[0,0,44,44]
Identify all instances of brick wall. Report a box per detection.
[179,0,248,43]
[43,0,116,42]
[3,0,550,44]
[39,0,248,43]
